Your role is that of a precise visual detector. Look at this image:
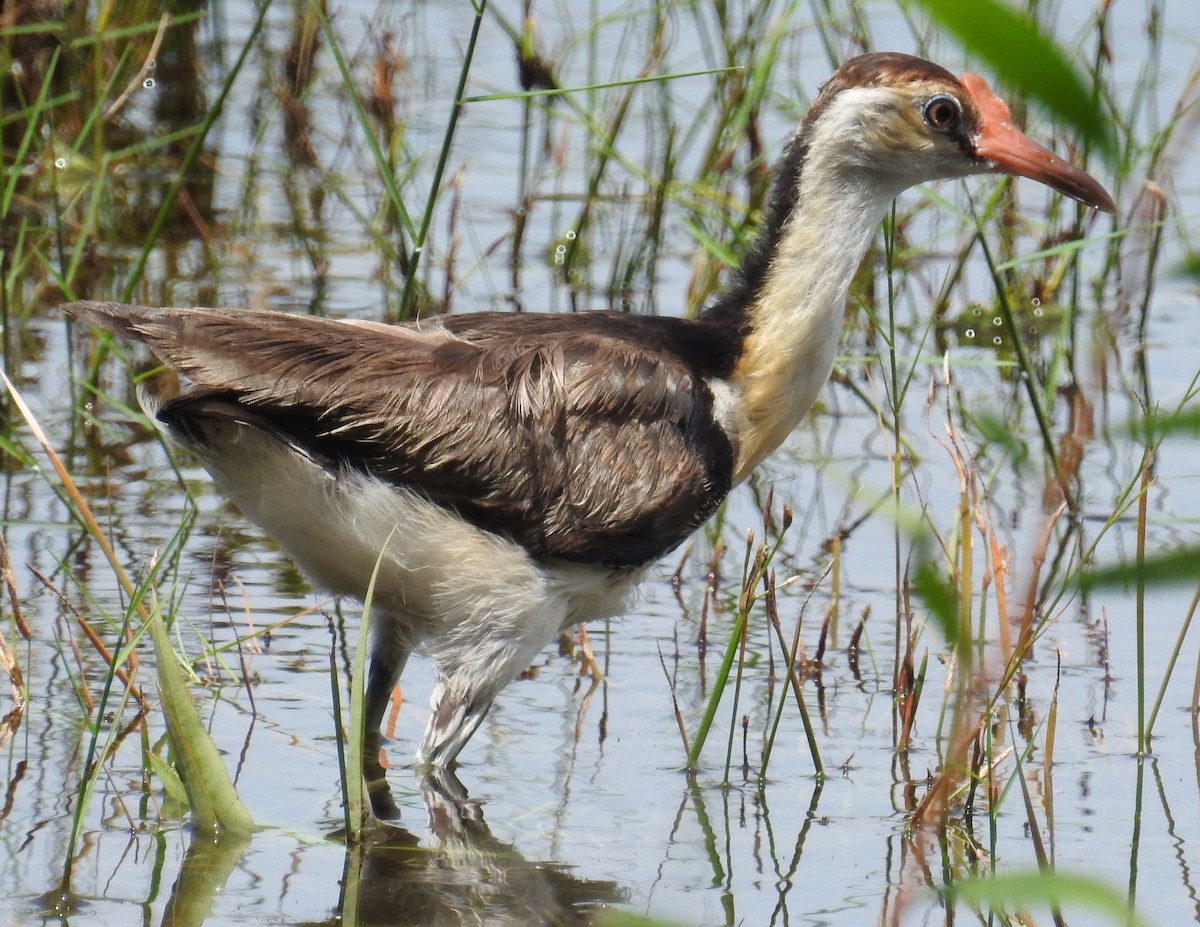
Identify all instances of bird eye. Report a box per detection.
[923,94,960,130]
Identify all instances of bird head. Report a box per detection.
[798,53,1115,213]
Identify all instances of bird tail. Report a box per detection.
[59,300,165,342]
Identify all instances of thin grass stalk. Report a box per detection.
[959,489,973,662]
[398,0,487,317]
[102,13,169,120]
[896,632,920,753]
[1012,744,1068,927]
[1135,462,1149,757]
[119,2,270,301]
[60,578,147,705]
[883,207,907,750]
[760,567,827,782]
[1144,583,1200,742]
[1127,753,1146,910]
[462,66,740,108]
[910,649,928,744]
[686,4,778,203]
[0,623,24,716]
[314,1,416,241]
[3,371,143,654]
[990,530,1013,662]
[975,231,1070,511]
[1193,642,1200,739]
[687,532,756,772]
[985,705,1000,870]
[657,645,691,758]
[634,123,674,301]
[2,51,60,217]
[62,607,142,895]
[345,537,391,838]
[561,57,644,276]
[721,572,755,785]
[58,155,111,290]
[758,610,791,785]
[1044,658,1059,866]
[328,617,351,837]
[53,40,136,217]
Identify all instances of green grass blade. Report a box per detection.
[1080,546,1200,591]
[952,869,1148,926]
[909,0,1115,158]
[146,598,255,836]
[686,593,750,772]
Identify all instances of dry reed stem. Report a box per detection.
[570,668,603,747]
[1114,59,1200,320]
[658,643,691,757]
[216,581,259,715]
[989,531,1012,660]
[904,357,1062,894]
[0,629,23,748]
[0,538,27,717]
[104,13,171,119]
[0,534,30,640]
[29,567,146,708]
[1,370,148,653]
[67,633,92,713]
[901,322,1104,916]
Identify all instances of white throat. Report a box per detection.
[728,90,908,482]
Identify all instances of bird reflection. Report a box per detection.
[316,773,624,927]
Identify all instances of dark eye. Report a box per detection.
[923,94,960,130]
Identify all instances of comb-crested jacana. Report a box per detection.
[65,52,1114,797]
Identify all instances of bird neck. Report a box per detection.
[719,137,903,485]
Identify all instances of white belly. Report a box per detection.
[176,417,640,652]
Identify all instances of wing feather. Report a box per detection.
[65,302,737,566]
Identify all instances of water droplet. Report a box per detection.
[1033,306,1043,317]
[143,77,155,89]
[992,317,1002,326]
[1031,297,1041,307]
[965,328,975,339]
[565,230,576,240]
[992,336,1002,345]
[54,157,66,169]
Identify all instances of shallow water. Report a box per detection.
[3,2,1199,926]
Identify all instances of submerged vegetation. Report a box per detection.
[1,1,1197,925]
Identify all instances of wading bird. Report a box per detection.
[65,53,1113,807]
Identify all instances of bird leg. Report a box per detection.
[362,634,411,820]
[364,655,406,740]
[415,680,496,769]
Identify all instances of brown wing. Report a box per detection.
[65,301,737,566]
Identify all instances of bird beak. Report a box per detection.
[961,72,1116,214]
